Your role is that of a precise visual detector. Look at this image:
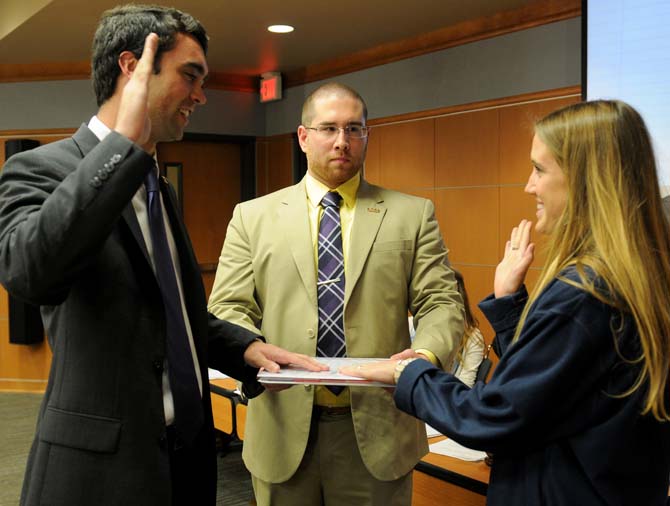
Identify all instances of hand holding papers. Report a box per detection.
[258,357,395,387]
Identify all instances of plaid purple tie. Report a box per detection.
[317,192,347,395]
[145,169,203,445]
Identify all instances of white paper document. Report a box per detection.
[429,438,487,462]
[207,368,230,380]
[257,357,393,387]
[425,423,441,438]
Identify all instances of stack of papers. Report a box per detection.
[429,438,487,462]
[257,357,393,387]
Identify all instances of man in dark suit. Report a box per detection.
[0,5,322,506]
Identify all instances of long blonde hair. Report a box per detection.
[514,100,670,420]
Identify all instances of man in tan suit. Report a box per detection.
[208,82,463,505]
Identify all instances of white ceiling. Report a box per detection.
[0,0,541,76]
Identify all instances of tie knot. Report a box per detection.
[145,168,159,193]
[320,191,342,209]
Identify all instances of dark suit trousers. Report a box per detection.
[167,426,216,505]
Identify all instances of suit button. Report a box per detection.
[90,177,102,188]
[306,329,315,338]
[111,153,122,163]
[153,360,163,372]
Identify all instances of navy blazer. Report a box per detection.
[395,268,670,505]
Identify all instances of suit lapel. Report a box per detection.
[278,181,318,306]
[345,180,385,306]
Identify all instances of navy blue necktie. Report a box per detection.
[145,169,203,445]
[317,192,346,395]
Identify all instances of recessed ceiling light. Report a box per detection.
[268,25,294,34]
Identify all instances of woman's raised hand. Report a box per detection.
[494,219,534,298]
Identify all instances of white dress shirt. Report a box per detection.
[88,116,202,426]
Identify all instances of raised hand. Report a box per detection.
[115,33,158,150]
[494,219,535,298]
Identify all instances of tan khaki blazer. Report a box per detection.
[209,178,463,482]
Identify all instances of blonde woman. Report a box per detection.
[344,100,670,505]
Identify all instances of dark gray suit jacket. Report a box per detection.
[0,125,260,505]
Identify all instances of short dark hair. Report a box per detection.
[301,82,368,126]
[91,4,208,106]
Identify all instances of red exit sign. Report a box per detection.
[260,73,282,103]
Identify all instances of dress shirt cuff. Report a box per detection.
[414,348,441,368]
[393,358,437,416]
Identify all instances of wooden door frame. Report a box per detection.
[181,133,256,202]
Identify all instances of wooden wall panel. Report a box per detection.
[202,272,216,301]
[436,109,499,187]
[256,135,294,197]
[499,96,579,184]
[268,137,294,193]
[256,141,268,197]
[436,187,499,266]
[363,129,381,185]
[159,140,241,266]
[377,120,435,190]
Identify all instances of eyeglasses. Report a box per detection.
[304,125,369,139]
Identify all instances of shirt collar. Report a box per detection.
[88,115,112,142]
[88,116,159,178]
[305,171,360,209]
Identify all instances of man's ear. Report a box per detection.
[297,125,309,153]
[118,50,139,78]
